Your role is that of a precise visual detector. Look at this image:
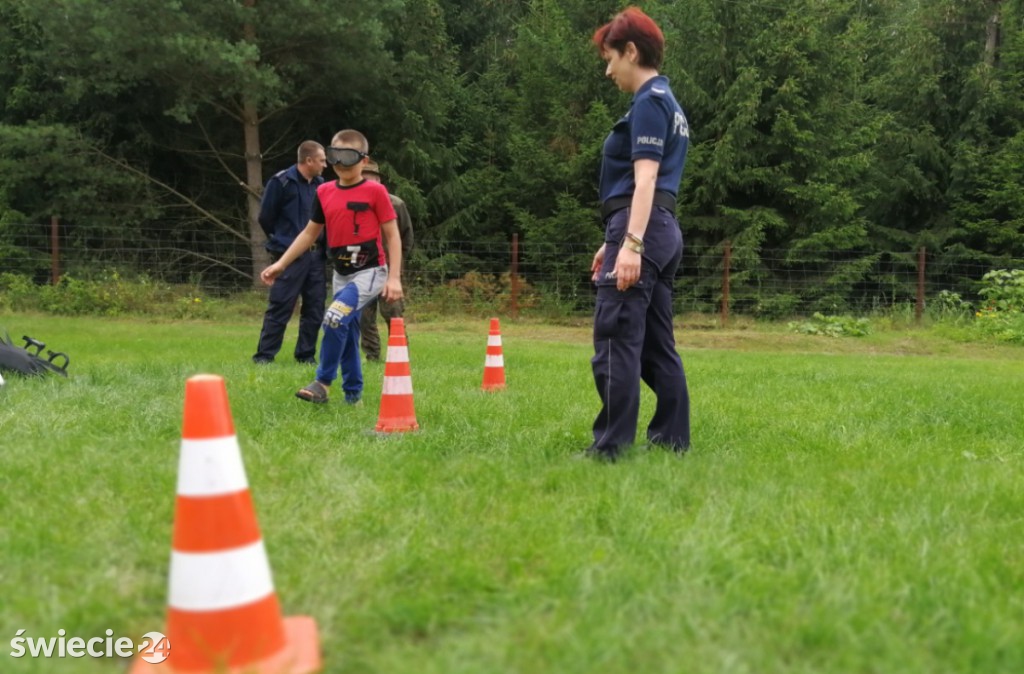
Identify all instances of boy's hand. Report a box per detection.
[260,263,283,286]
[382,279,404,303]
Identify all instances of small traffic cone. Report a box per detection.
[481,318,506,391]
[374,318,419,432]
[132,374,321,674]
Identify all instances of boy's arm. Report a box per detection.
[379,218,403,302]
[260,221,324,285]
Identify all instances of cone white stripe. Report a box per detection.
[169,540,275,611]
[177,437,249,497]
[485,355,504,368]
[382,376,414,395]
[487,335,502,347]
[385,346,409,363]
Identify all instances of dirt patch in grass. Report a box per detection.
[411,318,1021,360]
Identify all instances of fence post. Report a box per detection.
[510,233,520,319]
[721,240,731,327]
[50,215,61,285]
[916,246,926,325]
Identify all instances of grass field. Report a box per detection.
[1,312,1023,674]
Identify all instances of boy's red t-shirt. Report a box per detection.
[312,179,397,274]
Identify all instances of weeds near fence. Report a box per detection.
[2,268,1024,346]
[788,313,872,337]
[971,270,1024,344]
[0,270,251,320]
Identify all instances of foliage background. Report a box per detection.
[1,0,1022,308]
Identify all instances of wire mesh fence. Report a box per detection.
[2,220,1021,319]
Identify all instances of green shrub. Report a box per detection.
[0,271,214,318]
[971,270,1024,344]
[414,271,541,317]
[39,275,122,315]
[930,289,973,319]
[0,273,37,311]
[754,293,801,320]
[973,308,1024,344]
[977,269,1024,313]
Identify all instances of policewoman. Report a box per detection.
[586,7,691,461]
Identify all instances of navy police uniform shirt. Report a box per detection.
[258,165,324,254]
[598,75,689,204]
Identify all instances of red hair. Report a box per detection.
[592,6,665,70]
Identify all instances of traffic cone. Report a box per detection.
[374,318,419,432]
[481,318,506,391]
[132,374,321,674]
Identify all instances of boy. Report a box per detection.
[261,129,403,404]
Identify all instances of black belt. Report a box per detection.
[268,242,319,259]
[600,191,676,220]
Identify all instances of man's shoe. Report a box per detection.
[365,355,381,363]
[295,356,317,365]
[344,393,363,406]
[252,356,273,365]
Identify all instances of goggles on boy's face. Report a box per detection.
[326,147,367,167]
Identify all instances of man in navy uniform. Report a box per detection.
[253,140,328,364]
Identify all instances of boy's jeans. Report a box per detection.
[316,266,387,396]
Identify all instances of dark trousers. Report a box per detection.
[254,251,327,361]
[359,295,404,360]
[591,206,690,453]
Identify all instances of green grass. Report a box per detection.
[1,312,1022,674]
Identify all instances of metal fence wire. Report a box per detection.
[1,220,1021,318]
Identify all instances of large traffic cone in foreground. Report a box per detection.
[132,374,320,674]
[481,318,506,391]
[374,318,419,432]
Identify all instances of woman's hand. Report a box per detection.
[591,243,607,282]
[613,247,641,291]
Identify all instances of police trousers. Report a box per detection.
[591,205,690,453]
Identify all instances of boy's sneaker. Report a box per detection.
[344,393,362,406]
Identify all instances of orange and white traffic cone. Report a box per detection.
[481,318,506,391]
[374,318,419,432]
[132,374,321,674]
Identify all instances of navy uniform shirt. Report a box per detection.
[598,75,690,203]
[258,165,324,254]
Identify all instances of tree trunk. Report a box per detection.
[243,97,268,285]
[985,9,1000,67]
[243,0,270,285]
